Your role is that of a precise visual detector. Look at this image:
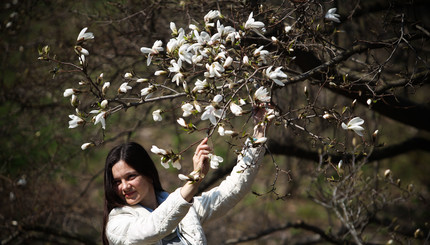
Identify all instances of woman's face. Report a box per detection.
[112,160,155,206]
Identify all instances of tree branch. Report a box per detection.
[267,137,430,164]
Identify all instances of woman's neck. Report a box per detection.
[140,190,158,210]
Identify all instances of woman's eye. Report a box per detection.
[128,175,136,180]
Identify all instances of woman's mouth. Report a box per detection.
[124,191,136,198]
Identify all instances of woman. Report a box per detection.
[102,110,268,245]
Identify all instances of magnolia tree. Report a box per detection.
[39,10,367,180]
[33,2,429,244]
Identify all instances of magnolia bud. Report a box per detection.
[372,129,379,142]
[136,78,148,83]
[100,99,108,109]
[414,228,422,238]
[97,73,103,84]
[384,169,391,179]
[154,70,167,76]
[323,112,332,119]
[71,94,79,107]
[102,82,110,95]
[351,99,357,109]
[81,142,94,150]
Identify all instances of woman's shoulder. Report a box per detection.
[109,205,149,217]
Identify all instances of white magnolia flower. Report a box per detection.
[178,44,193,64]
[168,59,182,73]
[77,27,94,42]
[284,25,292,33]
[152,109,163,122]
[189,24,199,31]
[63,88,75,97]
[230,102,243,116]
[170,22,178,35]
[201,105,223,125]
[171,159,181,170]
[181,103,194,117]
[266,66,287,86]
[172,72,184,86]
[245,12,265,30]
[151,145,167,155]
[338,160,343,169]
[93,111,107,129]
[253,45,269,64]
[218,126,234,136]
[118,82,132,93]
[140,40,164,66]
[160,159,170,169]
[223,56,233,68]
[193,79,208,93]
[68,115,84,128]
[254,87,271,102]
[141,85,155,96]
[177,117,187,128]
[205,62,224,78]
[243,55,249,65]
[124,72,133,78]
[178,173,192,181]
[167,38,179,54]
[341,117,365,136]
[325,8,340,23]
[226,31,240,44]
[79,54,85,65]
[75,46,89,56]
[208,154,223,169]
[213,94,223,103]
[193,101,202,112]
[81,142,93,150]
[254,137,267,145]
[204,10,221,23]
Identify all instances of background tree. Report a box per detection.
[1,0,429,244]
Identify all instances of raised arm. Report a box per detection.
[192,105,270,224]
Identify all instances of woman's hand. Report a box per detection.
[252,103,271,139]
[180,137,211,202]
[192,137,211,178]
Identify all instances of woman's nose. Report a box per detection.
[121,180,131,191]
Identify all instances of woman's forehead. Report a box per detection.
[112,160,138,178]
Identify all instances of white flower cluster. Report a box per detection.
[64,11,279,170]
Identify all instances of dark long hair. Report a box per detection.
[102,142,163,245]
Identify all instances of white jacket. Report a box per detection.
[106,141,265,245]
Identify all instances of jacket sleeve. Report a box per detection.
[106,188,193,245]
[193,140,266,224]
